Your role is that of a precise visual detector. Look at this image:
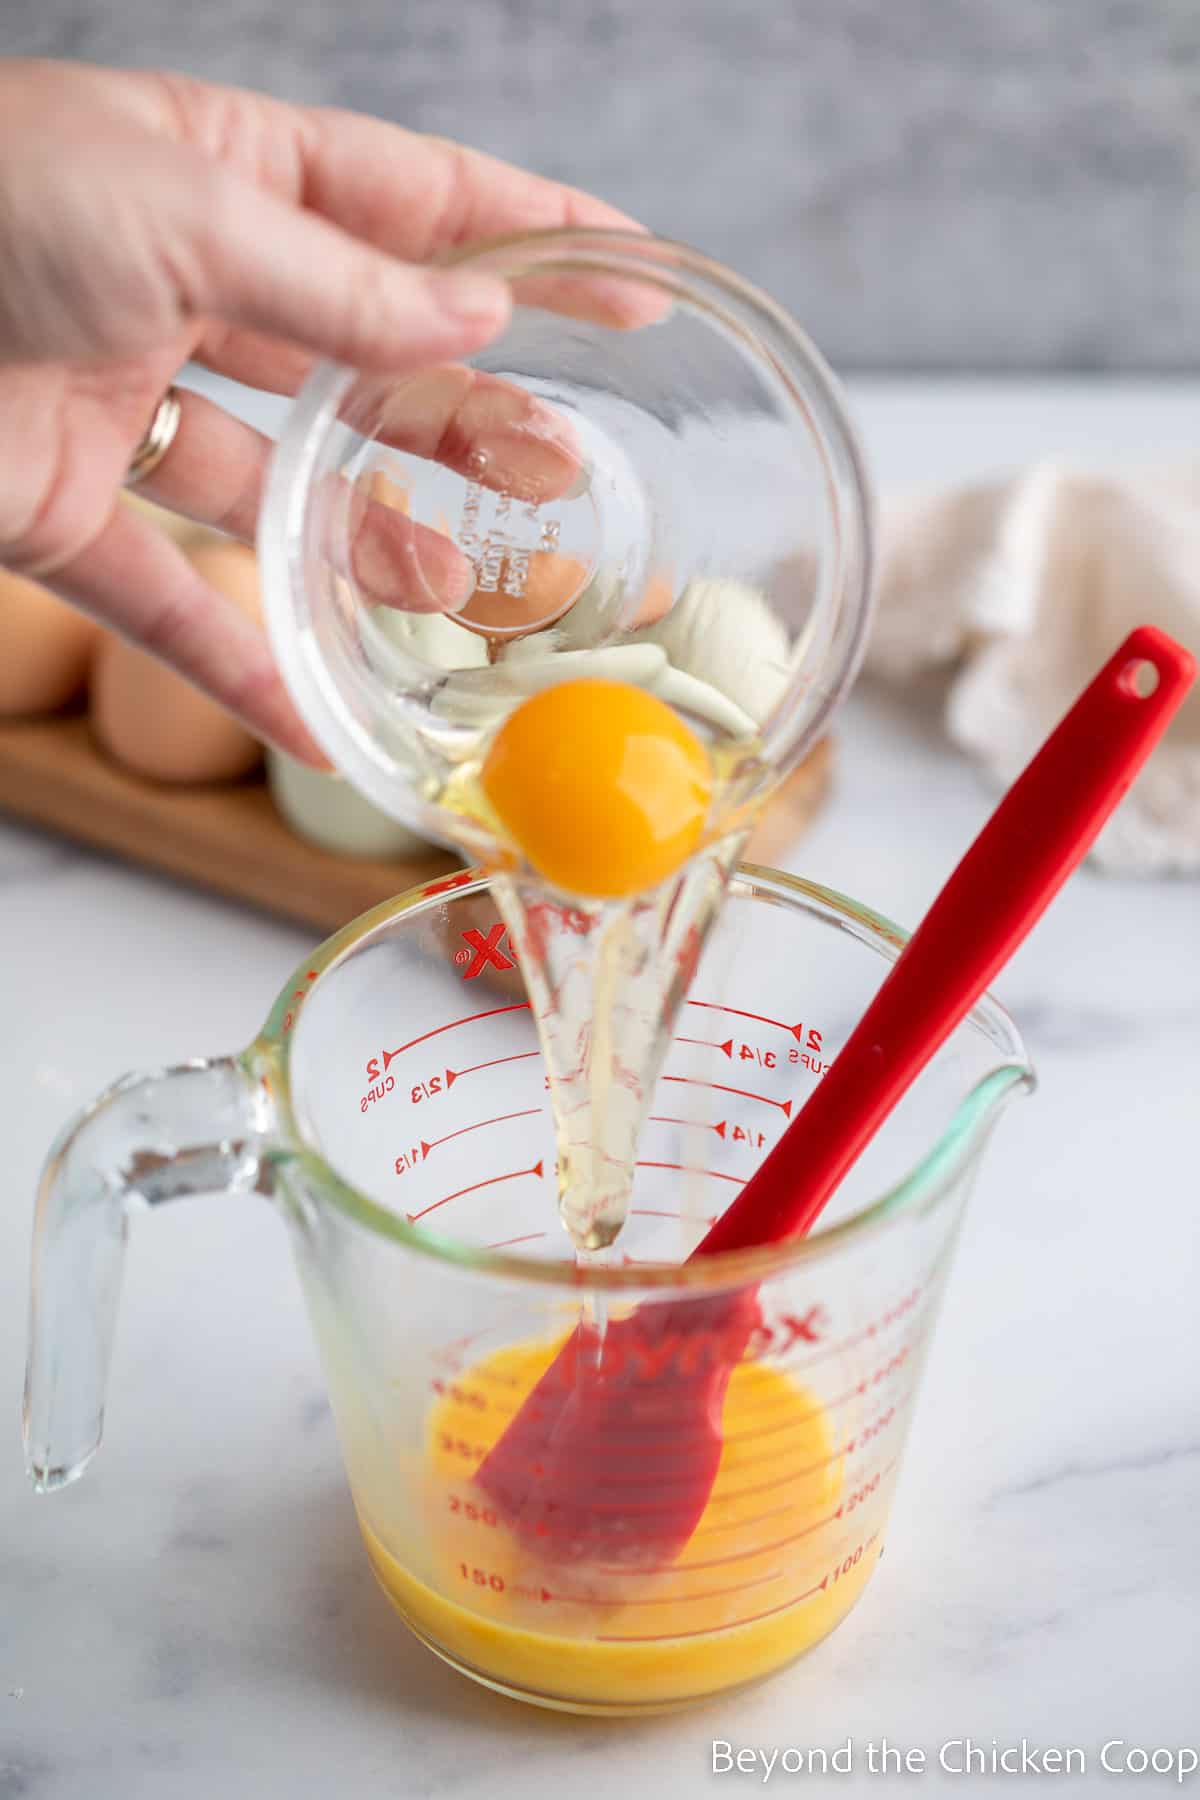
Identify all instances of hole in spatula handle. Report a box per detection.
[1118,658,1161,699]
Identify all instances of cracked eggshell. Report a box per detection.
[371,600,491,671]
[431,644,670,726]
[649,664,758,738]
[634,577,794,724]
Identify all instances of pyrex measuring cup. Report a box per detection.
[257,229,874,857]
[24,867,1032,1714]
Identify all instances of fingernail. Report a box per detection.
[430,270,510,327]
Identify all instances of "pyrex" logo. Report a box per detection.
[534,1304,832,1390]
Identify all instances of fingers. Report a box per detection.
[370,365,585,501]
[135,386,474,610]
[130,71,663,339]
[133,68,642,262]
[45,501,328,765]
[300,113,643,260]
[135,387,267,542]
[195,239,668,397]
[175,364,582,510]
[183,164,513,376]
[293,112,666,327]
[137,379,584,612]
[194,322,315,397]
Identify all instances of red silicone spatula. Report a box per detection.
[475,625,1195,1565]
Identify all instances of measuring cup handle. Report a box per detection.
[23,1055,273,1494]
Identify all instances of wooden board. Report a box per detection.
[0,711,831,937]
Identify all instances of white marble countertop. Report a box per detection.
[2,381,1198,1797]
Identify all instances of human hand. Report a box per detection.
[0,59,639,762]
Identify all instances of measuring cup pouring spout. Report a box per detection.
[24,867,1032,1712]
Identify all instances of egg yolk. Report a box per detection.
[480,679,712,898]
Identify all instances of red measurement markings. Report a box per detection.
[694,1482,846,1544]
[563,1347,913,1474]
[429,1107,541,1157]
[662,1074,793,1116]
[647,1117,769,1151]
[423,871,475,899]
[511,1583,558,1604]
[842,1474,881,1517]
[465,1410,901,1539]
[818,1348,911,1418]
[789,1286,924,1374]
[439,1434,490,1462]
[689,999,826,1057]
[597,1579,823,1644]
[486,1440,849,1533]
[444,1050,539,1089]
[629,1207,721,1225]
[726,1122,767,1148]
[447,1494,498,1526]
[854,1404,900,1453]
[635,1161,745,1188]
[432,1380,487,1411]
[412,1067,539,1105]
[689,1000,802,1037]
[677,1034,803,1072]
[712,1411,899,1497]
[374,1002,530,1075]
[605,1504,846,1577]
[597,1533,879,1643]
[553,1567,784,1610]
[407,1161,544,1224]
[483,1386,899,1488]
[457,1563,507,1591]
[485,1230,549,1252]
[649,1114,727,1137]
[282,970,320,1034]
[431,1382,519,1421]
[466,1362,526,1392]
[395,1108,541,1176]
[455,1421,894,1536]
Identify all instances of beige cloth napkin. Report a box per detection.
[869,463,1200,876]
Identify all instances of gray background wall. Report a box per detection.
[6,0,1200,371]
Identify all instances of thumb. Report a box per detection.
[182,166,512,370]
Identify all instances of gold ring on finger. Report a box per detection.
[125,387,183,486]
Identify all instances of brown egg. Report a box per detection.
[455,550,592,638]
[90,539,265,784]
[0,566,101,716]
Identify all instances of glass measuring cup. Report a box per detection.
[257,229,875,858]
[24,867,1033,1715]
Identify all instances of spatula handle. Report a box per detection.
[699,625,1195,1256]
